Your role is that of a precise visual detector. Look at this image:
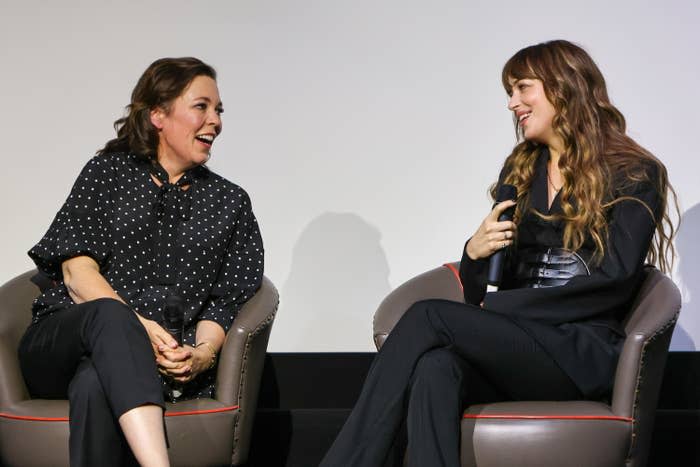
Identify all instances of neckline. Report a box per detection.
[146,159,208,188]
[533,147,561,214]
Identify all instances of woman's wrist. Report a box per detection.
[465,239,481,260]
[195,341,217,370]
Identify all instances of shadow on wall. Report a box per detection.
[279,212,391,351]
[670,202,699,350]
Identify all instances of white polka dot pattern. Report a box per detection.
[28,152,265,398]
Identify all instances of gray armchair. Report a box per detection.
[373,263,680,467]
[0,269,279,467]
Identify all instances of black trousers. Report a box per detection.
[18,298,165,467]
[320,299,584,467]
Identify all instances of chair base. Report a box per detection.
[0,398,240,467]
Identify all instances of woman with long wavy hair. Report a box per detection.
[18,57,264,466]
[321,39,677,467]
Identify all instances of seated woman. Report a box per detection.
[18,57,264,467]
[320,40,677,467]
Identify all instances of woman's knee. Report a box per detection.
[84,298,140,328]
[81,298,148,347]
[395,300,452,338]
[400,300,436,325]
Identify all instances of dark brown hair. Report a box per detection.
[498,40,677,272]
[98,57,216,160]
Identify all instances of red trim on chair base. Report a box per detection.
[442,263,463,291]
[0,405,239,423]
[463,413,633,422]
[0,413,68,422]
[165,405,239,417]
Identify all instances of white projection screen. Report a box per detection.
[1,0,698,352]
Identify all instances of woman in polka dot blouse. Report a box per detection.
[18,57,264,467]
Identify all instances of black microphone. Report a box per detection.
[162,295,184,401]
[162,295,184,346]
[487,184,517,291]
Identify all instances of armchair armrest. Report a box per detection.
[214,276,279,465]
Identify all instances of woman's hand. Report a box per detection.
[137,317,179,359]
[466,199,518,260]
[157,345,211,383]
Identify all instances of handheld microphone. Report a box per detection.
[487,184,517,292]
[163,295,184,346]
[162,295,184,401]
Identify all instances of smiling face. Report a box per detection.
[507,77,560,150]
[150,75,223,175]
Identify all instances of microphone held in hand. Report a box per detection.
[163,295,184,346]
[162,295,185,401]
[487,184,517,290]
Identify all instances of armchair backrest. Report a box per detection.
[373,264,463,349]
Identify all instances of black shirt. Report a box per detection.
[28,152,264,397]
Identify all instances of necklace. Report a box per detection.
[547,170,562,192]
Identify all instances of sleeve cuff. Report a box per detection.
[459,239,489,305]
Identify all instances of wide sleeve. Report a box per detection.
[482,175,661,326]
[197,191,264,333]
[28,156,113,280]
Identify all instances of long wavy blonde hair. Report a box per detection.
[496,40,677,272]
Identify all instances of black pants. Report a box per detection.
[18,298,164,467]
[320,299,584,467]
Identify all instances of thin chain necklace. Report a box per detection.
[547,172,561,192]
[547,162,562,192]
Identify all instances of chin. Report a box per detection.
[191,154,210,166]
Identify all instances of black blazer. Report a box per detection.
[459,149,660,398]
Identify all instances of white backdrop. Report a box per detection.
[1,0,698,351]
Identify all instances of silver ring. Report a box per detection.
[502,241,507,249]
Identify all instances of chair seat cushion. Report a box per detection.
[461,401,632,467]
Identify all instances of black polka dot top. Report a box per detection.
[29,151,264,355]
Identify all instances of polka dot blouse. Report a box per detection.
[28,152,264,398]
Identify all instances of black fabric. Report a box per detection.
[68,359,139,467]
[320,300,582,467]
[459,148,658,396]
[26,151,264,398]
[18,298,163,466]
[406,349,476,467]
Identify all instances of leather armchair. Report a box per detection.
[374,263,680,467]
[0,269,279,467]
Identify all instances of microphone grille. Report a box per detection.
[164,295,183,318]
[496,184,517,202]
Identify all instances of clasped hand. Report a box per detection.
[139,318,208,383]
[466,199,518,260]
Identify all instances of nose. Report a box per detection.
[208,109,222,134]
[507,92,519,111]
